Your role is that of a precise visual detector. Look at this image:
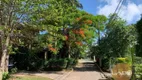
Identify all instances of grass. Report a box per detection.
[9,75,52,80]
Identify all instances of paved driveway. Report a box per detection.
[60,59,108,80]
[13,59,109,80]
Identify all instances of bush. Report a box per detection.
[134,57,142,79]
[134,57,142,64]
[58,59,68,69]
[15,53,78,71]
[45,58,78,70]
[43,60,49,69]
[47,58,68,71]
[10,67,18,74]
[66,58,78,69]
[15,53,29,70]
[2,72,10,80]
[135,64,142,80]
[28,59,45,71]
[116,57,131,64]
[117,58,126,63]
[101,58,110,70]
[101,57,131,71]
[15,53,45,71]
[73,59,78,66]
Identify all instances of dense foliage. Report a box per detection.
[0,0,142,80]
[0,0,96,73]
[90,14,137,72]
[136,18,142,57]
[134,57,142,79]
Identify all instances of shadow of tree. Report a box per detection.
[73,62,101,72]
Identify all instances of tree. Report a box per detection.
[136,18,142,57]
[99,15,135,58]
[34,1,96,59]
[90,14,137,69]
[93,15,107,45]
[64,10,96,58]
[31,0,83,55]
[99,26,133,58]
[0,0,50,75]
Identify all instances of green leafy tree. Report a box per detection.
[32,0,83,54]
[93,15,107,44]
[0,0,50,74]
[88,15,107,59]
[90,14,137,69]
[98,15,136,58]
[136,18,142,57]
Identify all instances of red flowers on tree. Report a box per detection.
[48,44,57,53]
[49,47,57,53]
[72,29,85,38]
[76,17,81,21]
[75,41,83,46]
[65,35,69,40]
[84,20,92,25]
[79,29,85,38]
[76,17,92,25]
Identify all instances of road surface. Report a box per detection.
[60,59,108,80]
[13,59,109,80]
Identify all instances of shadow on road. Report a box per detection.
[73,61,100,72]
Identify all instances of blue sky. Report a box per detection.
[79,0,104,15]
[79,0,142,24]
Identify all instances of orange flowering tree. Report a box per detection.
[37,0,82,54]
[40,10,98,56]
[63,11,96,58]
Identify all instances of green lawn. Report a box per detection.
[9,75,52,80]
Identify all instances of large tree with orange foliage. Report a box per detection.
[63,11,96,58]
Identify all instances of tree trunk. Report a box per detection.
[1,36,10,73]
[0,68,2,80]
[5,54,9,72]
[44,51,47,60]
[0,34,2,80]
[1,53,6,72]
[68,45,71,58]
[98,30,101,45]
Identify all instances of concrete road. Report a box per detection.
[61,59,108,80]
[13,59,109,80]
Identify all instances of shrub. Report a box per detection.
[134,57,142,79]
[45,58,78,70]
[66,58,78,69]
[2,72,10,80]
[134,57,142,64]
[58,59,68,69]
[135,64,142,80]
[28,59,44,71]
[101,58,110,70]
[117,58,126,63]
[73,59,78,66]
[116,57,131,64]
[15,53,78,71]
[43,60,49,69]
[15,53,29,70]
[47,58,68,71]
[10,67,18,74]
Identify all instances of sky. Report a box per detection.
[79,0,142,24]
